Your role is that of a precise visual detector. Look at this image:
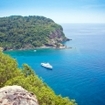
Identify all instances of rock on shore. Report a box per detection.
[0,85,39,105]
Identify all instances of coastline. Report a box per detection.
[3,45,72,52]
[2,39,72,51]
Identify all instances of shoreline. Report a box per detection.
[2,40,72,52]
[3,45,72,52]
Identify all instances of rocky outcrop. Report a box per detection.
[49,30,66,41]
[0,85,39,105]
[0,47,3,51]
[45,29,70,48]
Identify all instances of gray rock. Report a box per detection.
[0,85,39,105]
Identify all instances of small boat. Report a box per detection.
[34,50,36,52]
[41,63,53,69]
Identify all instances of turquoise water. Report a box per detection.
[5,24,105,105]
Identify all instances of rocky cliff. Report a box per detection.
[44,28,68,48]
[0,85,39,105]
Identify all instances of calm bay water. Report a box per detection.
[5,24,105,105]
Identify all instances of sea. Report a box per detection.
[5,23,105,105]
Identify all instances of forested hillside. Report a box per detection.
[0,52,77,105]
[0,16,67,51]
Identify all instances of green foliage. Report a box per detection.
[0,52,77,105]
[0,16,65,50]
[0,52,21,87]
[22,64,34,77]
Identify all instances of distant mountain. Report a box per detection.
[0,16,69,51]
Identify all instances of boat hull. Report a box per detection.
[41,63,53,69]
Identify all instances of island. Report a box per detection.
[0,16,70,51]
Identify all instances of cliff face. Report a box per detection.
[0,85,39,105]
[45,29,67,48]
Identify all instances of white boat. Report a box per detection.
[41,63,53,69]
[34,50,36,52]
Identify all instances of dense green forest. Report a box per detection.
[0,16,67,51]
[0,51,77,105]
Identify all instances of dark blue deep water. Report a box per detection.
[5,24,105,105]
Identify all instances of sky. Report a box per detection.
[0,0,105,23]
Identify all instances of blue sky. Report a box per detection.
[0,0,105,23]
